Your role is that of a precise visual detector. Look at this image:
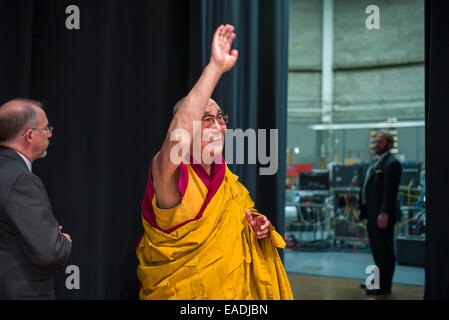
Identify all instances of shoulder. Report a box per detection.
[0,170,39,213]
[0,153,33,192]
[385,154,401,171]
[381,152,396,164]
[14,171,43,186]
[8,173,45,202]
[0,148,29,172]
[387,153,400,165]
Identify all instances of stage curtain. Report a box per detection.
[424,0,449,300]
[0,0,288,299]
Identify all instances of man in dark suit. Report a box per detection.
[360,131,402,295]
[0,98,72,299]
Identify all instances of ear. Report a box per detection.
[23,129,34,143]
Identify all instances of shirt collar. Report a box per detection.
[374,151,390,166]
[14,151,32,172]
[377,151,390,160]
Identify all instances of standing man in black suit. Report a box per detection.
[360,131,402,295]
[0,98,72,299]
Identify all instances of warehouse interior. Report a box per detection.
[3,0,446,302]
[284,0,425,298]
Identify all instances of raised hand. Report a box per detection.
[210,24,239,73]
[245,210,270,239]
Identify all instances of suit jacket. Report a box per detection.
[0,147,71,299]
[359,152,402,224]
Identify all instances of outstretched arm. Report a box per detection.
[153,24,238,209]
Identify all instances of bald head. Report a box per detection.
[172,97,221,117]
[0,99,42,143]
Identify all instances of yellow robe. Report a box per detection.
[136,159,293,300]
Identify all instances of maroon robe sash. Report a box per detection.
[140,155,226,234]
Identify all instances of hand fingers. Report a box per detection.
[377,215,388,229]
[257,229,269,239]
[63,233,72,244]
[214,25,225,41]
[59,226,62,231]
[222,24,233,33]
[217,24,230,37]
[255,215,268,227]
[225,24,234,32]
[261,219,270,231]
[219,24,235,41]
[377,220,386,229]
[225,29,236,42]
[245,209,255,227]
[247,212,270,238]
[226,32,236,45]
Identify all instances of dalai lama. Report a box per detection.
[136,24,293,300]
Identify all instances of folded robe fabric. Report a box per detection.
[136,156,293,300]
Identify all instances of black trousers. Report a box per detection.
[366,220,396,290]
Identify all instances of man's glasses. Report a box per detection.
[21,125,54,136]
[202,114,229,128]
[30,125,54,134]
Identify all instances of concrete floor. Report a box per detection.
[287,273,424,300]
[285,250,425,286]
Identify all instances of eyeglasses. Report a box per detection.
[202,114,229,128]
[31,125,54,134]
[21,125,54,136]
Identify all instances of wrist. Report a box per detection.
[207,59,225,75]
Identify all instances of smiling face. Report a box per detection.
[190,99,227,163]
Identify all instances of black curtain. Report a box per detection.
[191,0,289,248]
[0,0,288,299]
[424,0,449,300]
